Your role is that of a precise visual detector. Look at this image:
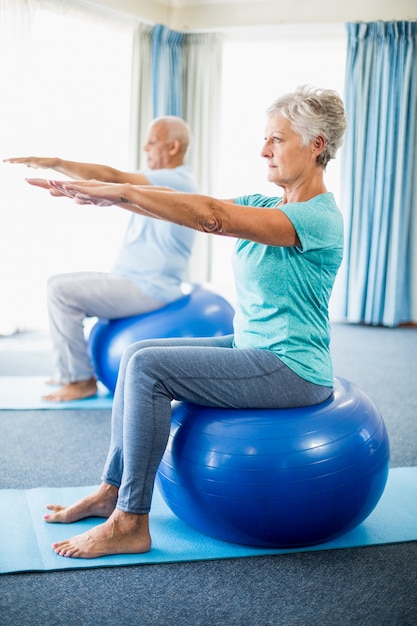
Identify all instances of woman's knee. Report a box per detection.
[118,341,161,379]
[121,347,169,399]
[121,339,154,362]
[126,345,160,373]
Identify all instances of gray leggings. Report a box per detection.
[101,334,332,515]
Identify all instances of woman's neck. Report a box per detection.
[279,173,328,205]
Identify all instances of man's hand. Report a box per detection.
[4,156,58,169]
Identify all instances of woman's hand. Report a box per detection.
[25,177,70,198]
[26,178,121,205]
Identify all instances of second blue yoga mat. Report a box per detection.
[0,376,113,410]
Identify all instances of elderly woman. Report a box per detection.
[29,85,347,559]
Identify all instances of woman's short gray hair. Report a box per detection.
[267,85,347,167]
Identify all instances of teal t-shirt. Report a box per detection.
[232,193,343,387]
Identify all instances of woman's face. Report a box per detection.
[261,113,314,188]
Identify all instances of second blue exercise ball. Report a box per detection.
[88,284,235,393]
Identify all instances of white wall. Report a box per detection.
[86,0,417,30]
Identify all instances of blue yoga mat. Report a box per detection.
[0,376,113,410]
[0,467,416,574]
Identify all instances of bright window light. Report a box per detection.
[0,4,134,333]
[0,14,347,333]
[212,24,347,308]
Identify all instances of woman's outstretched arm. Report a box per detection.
[26,178,298,247]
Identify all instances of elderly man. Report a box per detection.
[5,116,197,401]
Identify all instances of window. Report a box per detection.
[0,2,135,333]
[212,24,347,309]
[0,13,347,332]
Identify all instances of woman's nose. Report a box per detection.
[261,141,271,158]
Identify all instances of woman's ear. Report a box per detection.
[312,135,326,156]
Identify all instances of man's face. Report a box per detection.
[143,122,171,170]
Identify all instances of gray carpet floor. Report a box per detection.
[0,324,416,625]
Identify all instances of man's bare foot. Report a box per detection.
[42,377,98,402]
[51,509,151,559]
[44,483,118,524]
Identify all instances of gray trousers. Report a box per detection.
[101,334,333,515]
[46,272,164,383]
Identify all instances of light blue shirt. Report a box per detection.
[111,165,198,303]
[232,193,344,386]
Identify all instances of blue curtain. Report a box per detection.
[131,23,223,284]
[340,21,417,326]
[131,22,223,194]
[151,24,184,117]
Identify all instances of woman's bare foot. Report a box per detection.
[44,483,118,524]
[51,509,151,559]
[42,377,98,402]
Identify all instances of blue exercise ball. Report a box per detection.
[157,377,390,548]
[88,285,235,393]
